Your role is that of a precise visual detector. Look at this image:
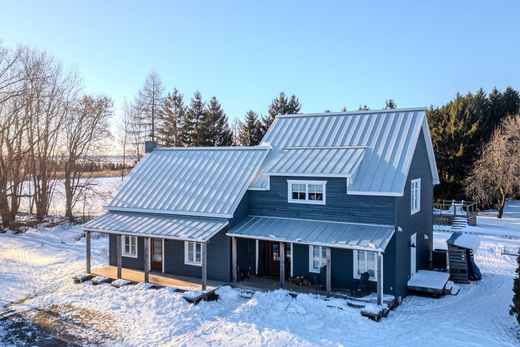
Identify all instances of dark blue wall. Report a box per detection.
[109,234,145,269]
[248,176,395,225]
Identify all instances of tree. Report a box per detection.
[127,99,146,161]
[158,88,186,147]
[511,250,520,325]
[118,100,131,180]
[185,91,207,146]
[384,99,397,109]
[204,96,232,146]
[261,91,301,134]
[134,71,163,142]
[238,110,262,146]
[358,105,370,111]
[466,115,520,218]
[63,95,112,221]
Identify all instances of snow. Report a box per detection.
[1,202,520,345]
[407,270,450,290]
[452,233,481,250]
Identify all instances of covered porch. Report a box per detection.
[82,211,229,291]
[228,216,395,305]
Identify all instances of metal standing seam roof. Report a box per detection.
[106,146,270,218]
[263,146,366,179]
[227,216,395,252]
[83,212,228,242]
[250,108,439,196]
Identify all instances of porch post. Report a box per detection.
[231,237,237,283]
[116,234,122,279]
[377,252,383,306]
[279,242,285,289]
[325,247,332,295]
[255,239,259,275]
[201,242,207,291]
[144,237,150,283]
[85,230,91,274]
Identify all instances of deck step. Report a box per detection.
[111,279,134,288]
[91,276,112,285]
[72,274,93,284]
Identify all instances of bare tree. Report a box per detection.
[118,100,131,180]
[63,95,112,221]
[135,71,163,142]
[466,115,520,218]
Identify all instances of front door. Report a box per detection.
[262,241,290,278]
[410,233,417,277]
[151,238,163,272]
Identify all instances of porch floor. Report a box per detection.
[91,265,224,290]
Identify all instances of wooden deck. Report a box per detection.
[91,265,223,290]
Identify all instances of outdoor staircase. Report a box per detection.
[451,216,469,231]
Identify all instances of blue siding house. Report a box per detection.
[83,107,439,303]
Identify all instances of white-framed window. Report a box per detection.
[287,180,326,205]
[353,250,377,281]
[411,178,421,215]
[309,245,327,273]
[122,235,138,258]
[184,241,202,266]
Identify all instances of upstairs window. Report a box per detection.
[287,180,326,205]
[122,235,138,258]
[411,178,421,215]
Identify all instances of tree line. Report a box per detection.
[0,43,113,227]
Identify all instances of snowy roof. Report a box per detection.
[263,146,366,179]
[83,212,228,242]
[447,232,480,250]
[250,108,439,196]
[227,216,395,252]
[106,146,270,218]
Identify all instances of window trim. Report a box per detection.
[411,178,421,215]
[122,235,138,258]
[287,180,327,205]
[353,250,378,282]
[184,241,202,267]
[308,245,327,273]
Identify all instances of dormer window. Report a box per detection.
[287,180,326,205]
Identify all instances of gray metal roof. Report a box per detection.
[251,108,439,196]
[263,146,366,178]
[83,212,228,242]
[106,146,270,218]
[227,216,395,252]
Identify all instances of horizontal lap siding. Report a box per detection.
[109,234,145,269]
[248,176,395,225]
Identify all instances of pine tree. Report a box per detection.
[384,99,397,109]
[261,91,301,135]
[238,110,262,146]
[204,96,233,146]
[358,105,370,111]
[511,250,520,325]
[185,91,206,146]
[158,88,186,147]
[135,71,164,142]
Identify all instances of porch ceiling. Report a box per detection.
[83,212,228,242]
[227,216,394,252]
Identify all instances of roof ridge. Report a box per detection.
[155,145,271,151]
[276,107,427,119]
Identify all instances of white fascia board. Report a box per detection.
[105,206,234,219]
[347,190,403,197]
[421,117,440,184]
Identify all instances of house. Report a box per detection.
[83,107,439,303]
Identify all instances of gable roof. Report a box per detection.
[250,108,439,196]
[107,146,270,218]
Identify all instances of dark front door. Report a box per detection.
[151,238,163,271]
[263,241,290,278]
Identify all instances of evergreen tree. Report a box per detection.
[511,250,520,325]
[185,91,206,146]
[358,105,370,111]
[384,99,397,109]
[204,96,233,146]
[135,71,163,142]
[238,110,262,146]
[341,106,348,112]
[261,91,301,135]
[158,88,186,147]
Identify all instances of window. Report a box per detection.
[309,245,327,273]
[122,235,137,258]
[288,180,326,205]
[353,250,377,280]
[185,241,202,266]
[411,178,421,214]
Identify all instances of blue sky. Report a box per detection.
[1,0,519,123]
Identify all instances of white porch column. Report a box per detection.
[231,237,237,283]
[144,237,150,283]
[279,242,285,289]
[85,230,91,274]
[201,242,208,290]
[116,234,122,279]
[377,252,383,306]
[325,247,332,295]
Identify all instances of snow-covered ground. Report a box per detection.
[1,203,520,346]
